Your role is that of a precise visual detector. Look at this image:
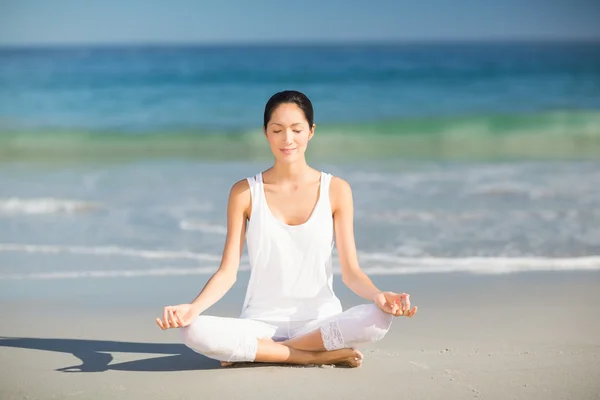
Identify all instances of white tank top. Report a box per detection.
[239,171,343,322]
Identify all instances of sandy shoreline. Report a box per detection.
[1,271,599,399]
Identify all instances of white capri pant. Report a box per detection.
[180,303,393,362]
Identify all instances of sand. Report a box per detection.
[1,271,599,400]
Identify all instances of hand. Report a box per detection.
[373,291,417,317]
[156,304,197,330]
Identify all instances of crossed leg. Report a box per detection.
[233,339,364,368]
[181,304,392,368]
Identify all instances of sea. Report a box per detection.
[1,42,600,281]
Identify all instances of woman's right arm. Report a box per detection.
[156,179,251,330]
[187,179,251,314]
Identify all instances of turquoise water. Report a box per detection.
[1,43,600,160]
[1,43,600,280]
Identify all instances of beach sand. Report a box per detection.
[1,271,599,400]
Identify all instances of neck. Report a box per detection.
[270,158,311,182]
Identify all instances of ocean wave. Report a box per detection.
[0,247,600,280]
[322,110,600,138]
[1,255,598,280]
[0,266,249,280]
[179,220,227,235]
[363,210,485,223]
[0,243,222,262]
[362,208,600,225]
[0,198,101,215]
[356,252,600,273]
[2,110,600,162]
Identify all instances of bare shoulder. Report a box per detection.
[228,178,252,216]
[330,175,353,195]
[329,175,353,212]
[230,178,250,196]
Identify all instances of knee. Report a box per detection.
[363,304,393,342]
[180,316,220,356]
[342,304,393,345]
[180,316,259,362]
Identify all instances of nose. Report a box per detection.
[284,130,294,145]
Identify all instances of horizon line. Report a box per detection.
[1,37,600,49]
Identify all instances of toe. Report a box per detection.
[354,349,364,360]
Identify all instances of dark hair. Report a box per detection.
[263,90,314,128]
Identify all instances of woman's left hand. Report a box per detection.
[373,291,417,317]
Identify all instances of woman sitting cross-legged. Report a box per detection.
[156,90,417,368]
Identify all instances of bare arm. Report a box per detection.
[331,177,417,318]
[331,177,382,302]
[188,179,251,314]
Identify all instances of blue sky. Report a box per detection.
[1,0,599,45]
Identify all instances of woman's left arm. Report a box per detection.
[331,177,417,318]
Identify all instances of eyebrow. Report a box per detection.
[269,122,304,127]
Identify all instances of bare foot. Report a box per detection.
[319,348,363,368]
[337,349,363,368]
[220,361,253,367]
[221,348,364,368]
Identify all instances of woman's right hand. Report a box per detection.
[156,304,197,330]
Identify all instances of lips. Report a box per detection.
[280,148,296,153]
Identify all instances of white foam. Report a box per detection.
[364,209,485,222]
[0,265,251,280]
[0,243,222,262]
[360,260,600,275]
[179,220,227,235]
[1,255,599,280]
[0,198,100,215]
[356,252,600,274]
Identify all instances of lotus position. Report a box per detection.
[156,90,417,368]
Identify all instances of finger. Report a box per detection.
[398,306,409,317]
[163,307,170,328]
[156,318,166,330]
[169,309,178,327]
[404,294,411,312]
[394,305,402,315]
[173,310,183,327]
[175,311,185,326]
[398,307,410,317]
[396,293,407,311]
[408,306,418,317]
[394,297,403,311]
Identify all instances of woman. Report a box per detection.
[156,90,417,368]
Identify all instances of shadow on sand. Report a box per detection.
[0,336,221,372]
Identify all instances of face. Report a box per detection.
[264,103,315,163]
